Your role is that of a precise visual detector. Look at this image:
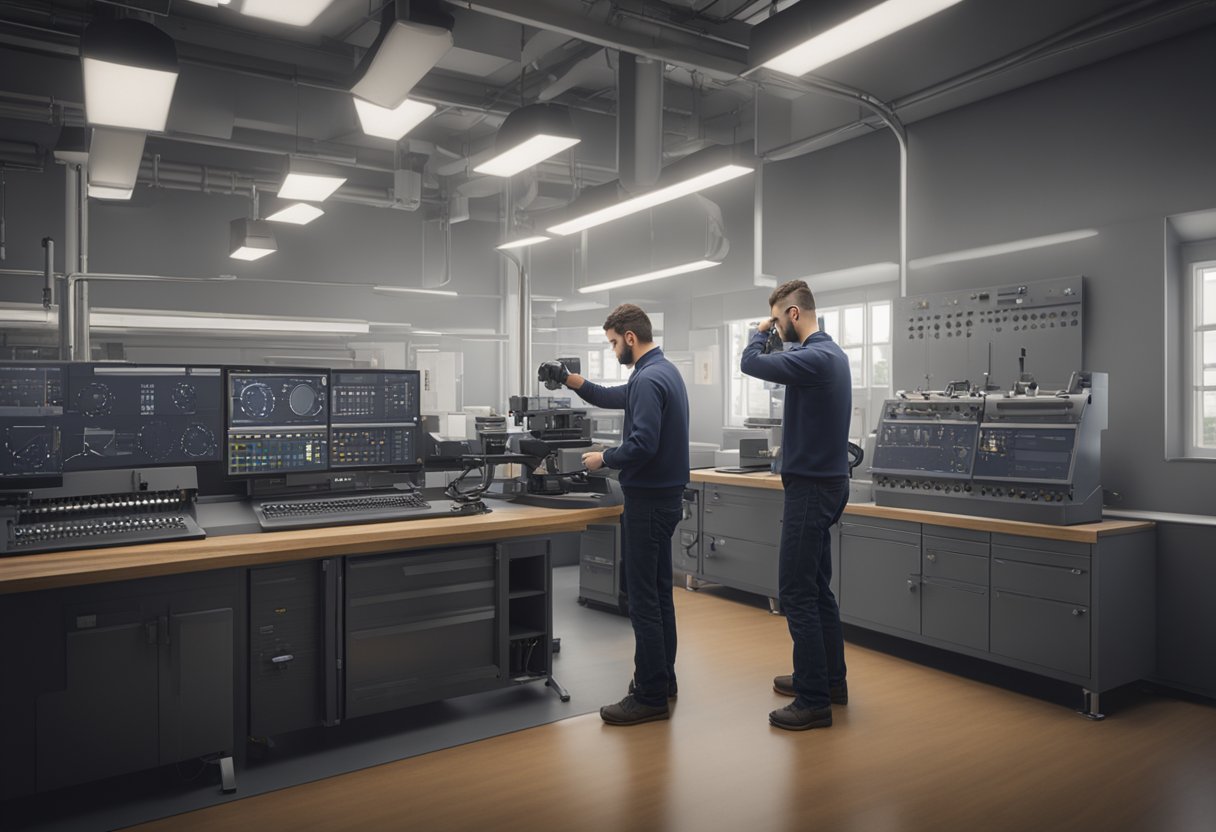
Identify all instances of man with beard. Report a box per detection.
[740,279,852,731]
[537,303,690,725]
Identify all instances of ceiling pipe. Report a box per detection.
[617,53,664,194]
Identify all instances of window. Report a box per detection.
[725,300,894,437]
[1189,261,1216,457]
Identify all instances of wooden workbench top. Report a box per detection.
[0,502,623,595]
[689,470,1153,544]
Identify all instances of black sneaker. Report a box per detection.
[769,702,833,731]
[600,694,670,726]
[628,678,678,699]
[773,675,848,705]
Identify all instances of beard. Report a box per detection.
[617,344,635,366]
[780,320,800,344]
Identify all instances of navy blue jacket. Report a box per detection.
[574,347,690,489]
[740,329,852,478]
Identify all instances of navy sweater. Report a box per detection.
[740,329,852,478]
[574,347,690,489]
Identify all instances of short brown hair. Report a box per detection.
[768,279,816,312]
[603,303,654,343]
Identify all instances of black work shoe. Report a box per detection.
[769,702,833,731]
[628,678,678,699]
[600,694,670,726]
[772,675,848,705]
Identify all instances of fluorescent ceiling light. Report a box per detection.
[266,203,325,225]
[547,164,753,236]
[532,295,564,302]
[579,259,721,294]
[279,157,346,202]
[351,18,453,110]
[89,311,369,334]
[240,0,334,26]
[88,185,135,200]
[556,300,608,312]
[185,0,231,6]
[229,218,276,261]
[353,96,435,141]
[373,285,458,297]
[910,230,1099,269]
[412,330,443,336]
[80,20,179,132]
[802,261,899,292]
[475,135,580,177]
[414,348,440,353]
[759,0,964,77]
[496,235,551,251]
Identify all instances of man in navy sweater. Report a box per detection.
[741,280,852,731]
[538,304,690,725]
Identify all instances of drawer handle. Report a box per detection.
[926,552,937,562]
[705,508,714,514]
[1071,608,1087,617]
[907,578,919,592]
[994,558,1086,577]
[272,653,295,664]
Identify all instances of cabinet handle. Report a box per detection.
[704,508,714,514]
[907,578,919,592]
[926,552,937,562]
[272,653,295,664]
[1071,608,1087,617]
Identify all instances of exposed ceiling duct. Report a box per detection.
[617,53,663,195]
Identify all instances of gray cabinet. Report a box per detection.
[578,522,625,612]
[839,518,921,634]
[673,487,701,577]
[700,484,783,600]
[920,528,990,652]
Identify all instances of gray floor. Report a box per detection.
[6,566,637,832]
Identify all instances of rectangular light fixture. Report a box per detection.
[229,218,277,261]
[0,306,55,324]
[496,235,551,251]
[910,230,1099,269]
[354,96,436,141]
[579,259,721,294]
[279,157,347,202]
[547,164,754,236]
[756,0,964,77]
[373,285,459,298]
[351,19,453,110]
[475,135,580,177]
[88,127,146,200]
[240,0,334,27]
[412,330,443,336]
[80,19,179,132]
[89,311,369,335]
[266,203,325,225]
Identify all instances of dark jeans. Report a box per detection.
[620,485,684,707]
[779,474,850,710]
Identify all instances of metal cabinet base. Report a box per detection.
[578,522,628,615]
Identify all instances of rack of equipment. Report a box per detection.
[870,371,1107,524]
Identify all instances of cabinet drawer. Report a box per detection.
[991,590,1089,677]
[921,577,988,652]
[924,533,989,558]
[923,525,989,545]
[840,518,920,546]
[923,547,989,586]
[992,534,1090,558]
[703,488,782,543]
[991,551,1089,605]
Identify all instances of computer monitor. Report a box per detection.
[225,368,329,476]
[328,370,421,471]
[0,363,65,485]
[59,363,223,473]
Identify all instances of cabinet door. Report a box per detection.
[991,590,1090,677]
[579,524,618,598]
[921,577,988,651]
[37,615,159,791]
[250,562,326,738]
[703,486,783,545]
[701,534,779,598]
[840,532,921,634]
[160,608,234,763]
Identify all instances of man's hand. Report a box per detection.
[756,317,775,333]
[582,451,604,472]
[537,360,570,390]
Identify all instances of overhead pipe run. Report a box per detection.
[617,53,664,194]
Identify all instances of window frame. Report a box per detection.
[1186,260,1216,459]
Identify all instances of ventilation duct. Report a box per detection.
[617,54,663,195]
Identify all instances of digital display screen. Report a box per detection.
[0,364,64,481]
[227,371,328,427]
[973,426,1076,481]
[227,427,329,476]
[61,365,223,472]
[871,420,978,479]
[330,371,419,425]
[329,371,420,471]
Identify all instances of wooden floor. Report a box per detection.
[130,585,1216,832]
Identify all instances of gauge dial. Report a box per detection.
[181,423,217,458]
[239,382,275,420]
[137,420,178,461]
[288,383,323,417]
[76,382,113,417]
[172,382,197,413]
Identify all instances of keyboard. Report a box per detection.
[254,491,461,531]
[7,513,205,555]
